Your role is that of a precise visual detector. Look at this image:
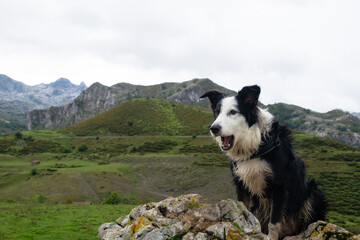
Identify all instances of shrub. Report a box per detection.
[98,161,110,165]
[336,125,347,132]
[30,168,38,175]
[130,147,137,153]
[75,100,84,109]
[62,147,71,153]
[102,191,121,205]
[350,123,360,133]
[0,139,14,153]
[24,135,34,142]
[347,162,358,167]
[134,140,178,153]
[20,140,61,154]
[34,194,46,203]
[64,198,73,204]
[15,132,23,139]
[78,144,88,152]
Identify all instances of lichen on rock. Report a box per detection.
[284,221,360,240]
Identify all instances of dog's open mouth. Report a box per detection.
[221,135,234,151]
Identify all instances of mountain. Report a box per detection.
[352,112,360,119]
[268,103,360,148]
[0,74,87,134]
[27,78,234,130]
[63,98,212,136]
[0,100,28,134]
[61,97,360,148]
[0,74,27,92]
[27,77,360,148]
[0,74,87,110]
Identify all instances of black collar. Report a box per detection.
[249,133,281,160]
[231,132,282,169]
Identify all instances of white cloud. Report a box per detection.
[0,0,359,112]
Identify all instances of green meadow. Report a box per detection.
[1,127,360,238]
[0,202,135,240]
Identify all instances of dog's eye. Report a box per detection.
[229,110,238,115]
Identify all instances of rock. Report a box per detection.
[217,199,261,234]
[97,222,125,240]
[98,194,359,240]
[284,221,360,240]
[98,194,264,240]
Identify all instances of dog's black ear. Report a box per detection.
[200,90,226,111]
[237,85,260,107]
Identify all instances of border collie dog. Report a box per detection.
[200,85,326,239]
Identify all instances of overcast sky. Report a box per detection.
[0,0,359,113]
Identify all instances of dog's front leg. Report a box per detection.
[267,222,282,240]
[267,184,286,240]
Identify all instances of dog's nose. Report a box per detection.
[210,125,221,135]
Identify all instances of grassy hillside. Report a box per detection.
[0,130,360,235]
[0,118,27,135]
[62,98,360,149]
[63,98,213,136]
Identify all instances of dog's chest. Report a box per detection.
[234,159,273,196]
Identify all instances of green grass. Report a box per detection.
[0,130,359,236]
[327,211,360,234]
[0,201,135,240]
[291,133,360,233]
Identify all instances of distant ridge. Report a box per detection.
[352,112,360,119]
[0,74,87,135]
[28,78,234,131]
[0,74,87,110]
[268,103,360,148]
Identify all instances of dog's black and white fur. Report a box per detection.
[200,85,326,239]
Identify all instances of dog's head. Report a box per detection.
[200,85,265,156]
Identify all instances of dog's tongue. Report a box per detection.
[223,136,231,147]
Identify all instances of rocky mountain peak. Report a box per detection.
[89,82,107,89]
[51,78,73,88]
[0,74,26,93]
[79,81,86,88]
[0,74,88,133]
[49,78,87,92]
